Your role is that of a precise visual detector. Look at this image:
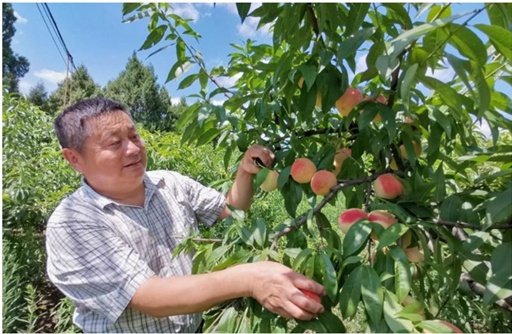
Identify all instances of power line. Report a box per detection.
[35,3,67,66]
[42,3,78,72]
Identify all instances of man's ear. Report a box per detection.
[62,148,85,174]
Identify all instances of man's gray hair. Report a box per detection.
[54,98,132,153]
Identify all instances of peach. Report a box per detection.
[400,141,422,160]
[368,210,396,240]
[401,230,413,249]
[298,77,305,89]
[311,170,337,196]
[402,295,425,315]
[389,157,398,171]
[336,87,363,117]
[375,94,387,104]
[338,208,368,234]
[291,158,317,184]
[424,320,463,333]
[316,92,322,108]
[404,246,424,263]
[333,148,352,175]
[260,170,279,192]
[405,117,414,124]
[300,289,321,304]
[373,174,404,200]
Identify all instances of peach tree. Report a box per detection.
[124,3,512,333]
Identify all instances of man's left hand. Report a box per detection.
[239,144,275,175]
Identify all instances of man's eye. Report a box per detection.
[110,141,121,147]
[132,134,139,140]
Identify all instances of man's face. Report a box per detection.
[77,110,147,195]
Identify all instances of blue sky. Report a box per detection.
[12,2,274,104]
[11,1,500,117]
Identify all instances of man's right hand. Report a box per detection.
[245,261,326,320]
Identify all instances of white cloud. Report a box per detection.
[217,3,238,15]
[170,97,182,106]
[14,11,27,24]
[18,79,33,95]
[237,16,271,39]
[167,4,200,22]
[211,99,226,106]
[355,54,367,74]
[431,66,456,83]
[474,119,492,138]
[34,69,67,84]
[216,73,243,88]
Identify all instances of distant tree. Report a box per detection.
[26,82,50,113]
[104,53,182,132]
[47,65,102,114]
[159,86,187,132]
[2,3,30,92]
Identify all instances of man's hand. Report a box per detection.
[248,261,325,321]
[239,144,276,175]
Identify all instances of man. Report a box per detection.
[46,98,325,333]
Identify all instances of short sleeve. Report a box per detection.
[46,220,155,324]
[175,174,226,226]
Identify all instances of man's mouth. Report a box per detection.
[124,159,141,168]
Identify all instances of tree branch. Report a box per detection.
[270,173,383,251]
[460,273,512,313]
[426,219,512,231]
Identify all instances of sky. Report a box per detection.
[10,1,503,130]
[12,2,274,104]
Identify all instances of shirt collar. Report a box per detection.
[81,172,165,210]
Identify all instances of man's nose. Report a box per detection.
[125,139,141,155]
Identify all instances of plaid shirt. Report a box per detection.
[46,170,226,333]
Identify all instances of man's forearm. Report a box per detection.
[130,264,254,318]
[226,167,254,212]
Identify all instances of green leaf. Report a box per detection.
[361,265,384,325]
[446,54,475,100]
[389,246,411,303]
[475,24,512,60]
[339,266,363,319]
[293,248,314,272]
[376,55,400,82]
[344,3,370,37]
[337,28,376,62]
[318,311,346,333]
[432,163,446,203]
[178,74,199,90]
[166,59,193,83]
[214,306,238,332]
[319,252,338,302]
[176,37,186,60]
[401,64,418,112]
[421,76,463,116]
[383,4,413,29]
[122,10,152,23]
[377,224,409,251]
[296,318,328,333]
[236,3,251,24]
[122,3,142,16]
[343,219,371,257]
[383,290,415,332]
[484,243,512,305]
[443,24,487,67]
[277,166,291,190]
[485,187,512,226]
[299,64,317,91]
[388,11,472,58]
[419,320,461,333]
[468,61,491,117]
[253,218,268,248]
[139,25,167,50]
[379,104,396,144]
